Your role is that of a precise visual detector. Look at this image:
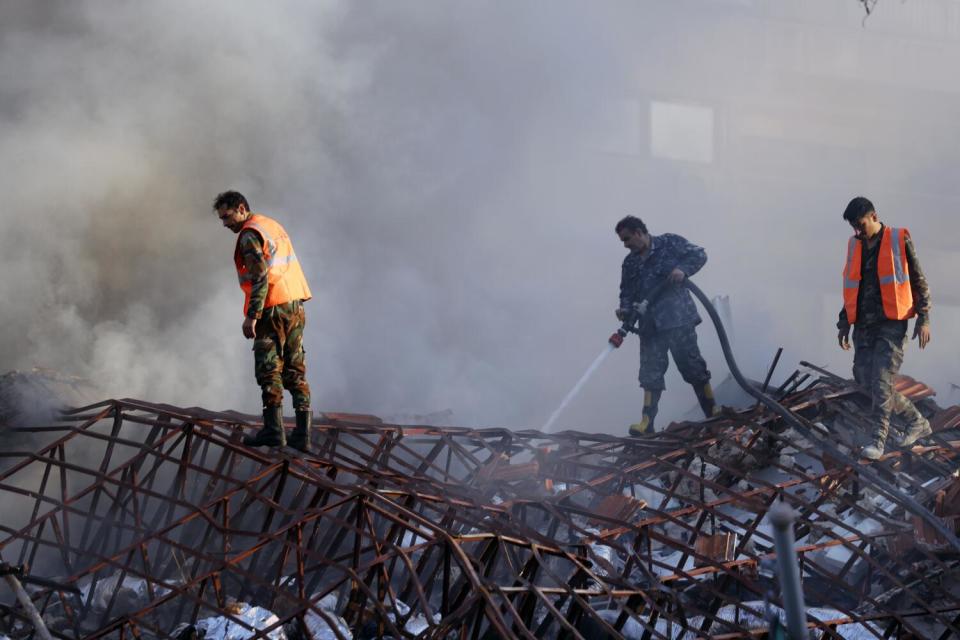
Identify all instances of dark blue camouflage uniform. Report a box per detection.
[620,233,711,392]
[837,226,931,442]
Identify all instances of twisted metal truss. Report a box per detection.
[0,365,959,639]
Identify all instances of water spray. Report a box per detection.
[542,281,670,433]
[542,278,960,554]
[541,343,616,433]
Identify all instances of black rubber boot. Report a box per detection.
[244,406,286,447]
[694,382,719,419]
[629,389,662,436]
[287,410,312,454]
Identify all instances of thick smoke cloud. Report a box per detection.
[1,1,958,431]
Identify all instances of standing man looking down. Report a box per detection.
[213,190,314,454]
[616,216,717,436]
[838,196,932,460]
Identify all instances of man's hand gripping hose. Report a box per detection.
[609,280,672,348]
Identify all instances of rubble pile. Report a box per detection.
[0,363,958,638]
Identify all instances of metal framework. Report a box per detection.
[0,363,959,639]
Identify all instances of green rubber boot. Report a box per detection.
[287,410,312,454]
[244,406,286,447]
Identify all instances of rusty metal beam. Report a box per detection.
[0,377,957,638]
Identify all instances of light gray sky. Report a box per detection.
[2,1,958,431]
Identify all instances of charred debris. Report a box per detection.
[0,363,959,639]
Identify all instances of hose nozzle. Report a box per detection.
[608,280,671,348]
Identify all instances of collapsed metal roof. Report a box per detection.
[0,363,959,639]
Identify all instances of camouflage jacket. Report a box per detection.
[619,233,707,334]
[837,225,931,331]
[237,229,269,319]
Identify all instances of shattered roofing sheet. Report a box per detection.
[0,364,959,639]
[893,374,937,402]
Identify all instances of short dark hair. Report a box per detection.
[842,196,875,223]
[615,215,648,235]
[213,190,250,212]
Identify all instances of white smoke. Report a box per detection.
[1,1,958,431]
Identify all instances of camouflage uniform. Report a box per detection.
[238,230,311,410]
[837,226,930,443]
[620,233,711,392]
[638,325,711,391]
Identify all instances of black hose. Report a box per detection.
[684,279,960,553]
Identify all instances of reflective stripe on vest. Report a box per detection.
[843,236,859,291]
[885,227,908,285]
[242,220,278,258]
[234,214,312,316]
[841,226,915,324]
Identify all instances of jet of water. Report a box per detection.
[542,342,616,433]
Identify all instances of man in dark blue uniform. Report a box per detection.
[616,216,717,435]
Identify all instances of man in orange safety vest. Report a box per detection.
[838,196,932,460]
[214,190,314,454]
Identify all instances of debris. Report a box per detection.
[0,364,958,638]
[194,602,286,639]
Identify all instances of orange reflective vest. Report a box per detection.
[234,214,312,316]
[842,226,915,324]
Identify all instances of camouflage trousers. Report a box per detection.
[253,300,311,410]
[852,320,924,442]
[638,324,711,392]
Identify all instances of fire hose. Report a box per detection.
[608,278,960,553]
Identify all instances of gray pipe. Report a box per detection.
[3,573,53,640]
[768,499,808,640]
